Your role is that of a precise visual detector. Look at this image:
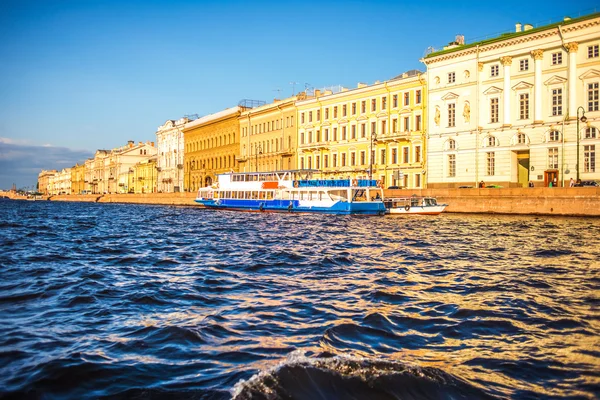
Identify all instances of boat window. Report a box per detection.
[266,191,273,200]
[259,191,266,200]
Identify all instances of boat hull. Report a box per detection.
[387,205,447,215]
[195,198,386,215]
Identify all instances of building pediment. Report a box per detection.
[376,112,388,118]
[512,81,534,91]
[544,75,567,86]
[579,69,600,80]
[483,86,503,95]
[441,92,459,100]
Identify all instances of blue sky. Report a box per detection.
[0,0,598,189]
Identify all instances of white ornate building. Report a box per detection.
[48,168,72,195]
[88,141,157,194]
[422,13,600,188]
[156,118,188,192]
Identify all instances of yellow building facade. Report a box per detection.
[238,96,300,172]
[130,157,157,194]
[71,164,86,194]
[183,107,245,191]
[295,71,427,188]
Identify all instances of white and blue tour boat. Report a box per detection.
[195,170,386,215]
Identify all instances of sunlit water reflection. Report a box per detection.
[1,201,599,399]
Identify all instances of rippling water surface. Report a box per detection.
[1,200,599,399]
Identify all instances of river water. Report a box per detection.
[0,200,599,399]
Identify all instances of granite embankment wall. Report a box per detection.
[39,187,600,217]
[49,192,198,206]
[387,187,600,217]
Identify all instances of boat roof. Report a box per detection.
[220,169,319,176]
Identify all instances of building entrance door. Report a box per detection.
[544,170,559,187]
[516,151,530,187]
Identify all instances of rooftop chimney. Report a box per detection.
[515,22,522,32]
[314,89,321,97]
[524,23,533,31]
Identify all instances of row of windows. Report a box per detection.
[299,147,422,169]
[299,117,423,144]
[444,44,600,83]
[242,116,295,137]
[188,156,236,171]
[444,128,597,152]
[300,91,422,124]
[242,137,293,156]
[443,83,598,127]
[447,145,597,178]
[187,134,235,153]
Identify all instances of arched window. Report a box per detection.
[518,132,526,144]
[585,127,597,139]
[447,139,456,150]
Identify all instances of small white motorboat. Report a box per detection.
[384,195,447,215]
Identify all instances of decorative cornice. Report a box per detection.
[423,16,599,65]
[579,69,600,80]
[483,86,503,95]
[512,81,534,91]
[441,92,460,100]
[544,75,567,86]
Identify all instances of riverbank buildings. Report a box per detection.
[295,72,427,189]
[182,106,247,192]
[47,168,72,195]
[87,141,157,194]
[71,164,85,194]
[129,156,158,194]
[238,96,299,173]
[37,170,57,195]
[156,118,188,193]
[422,13,600,188]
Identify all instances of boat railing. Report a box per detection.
[295,179,378,188]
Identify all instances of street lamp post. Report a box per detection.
[576,106,587,181]
[255,144,263,172]
[369,131,377,181]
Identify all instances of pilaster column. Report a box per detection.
[501,56,512,126]
[531,49,544,123]
[566,42,579,119]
